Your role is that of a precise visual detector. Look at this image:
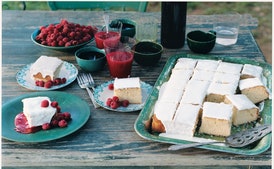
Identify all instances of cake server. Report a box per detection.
[168,124,272,151]
[77,73,100,109]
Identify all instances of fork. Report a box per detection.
[77,72,100,108]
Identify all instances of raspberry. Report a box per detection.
[63,112,71,121]
[41,100,49,107]
[56,106,61,113]
[110,101,119,109]
[61,77,67,84]
[38,81,45,87]
[44,81,53,88]
[50,101,58,108]
[58,120,68,128]
[51,119,59,127]
[42,123,51,130]
[106,98,113,107]
[122,100,130,107]
[35,80,40,86]
[112,96,119,102]
[54,78,62,85]
[108,83,114,90]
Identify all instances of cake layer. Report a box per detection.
[22,96,57,127]
[241,64,263,79]
[113,77,142,104]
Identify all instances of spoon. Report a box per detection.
[103,14,109,33]
[168,124,272,151]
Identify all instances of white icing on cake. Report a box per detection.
[239,77,264,90]
[195,59,221,71]
[202,102,233,120]
[30,55,63,80]
[216,62,243,74]
[191,69,215,81]
[225,94,258,110]
[114,77,140,89]
[213,72,240,84]
[174,58,197,70]
[154,101,177,121]
[241,64,263,78]
[22,96,56,127]
[207,81,238,95]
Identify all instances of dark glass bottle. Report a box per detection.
[161,2,187,49]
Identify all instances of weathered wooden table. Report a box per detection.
[2,11,271,168]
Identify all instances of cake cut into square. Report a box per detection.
[239,77,269,103]
[113,77,142,104]
[191,69,215,82]
[199,102,233,137]
[216,62,243,74]
[195,59,221,71]
[30,55,63,82]
[224,94,259,125]
[241,64,263,79]
[174,58,197,70]
[212,72,240,84]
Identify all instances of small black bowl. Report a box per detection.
[187,30,216,54]
[132,41,163,66]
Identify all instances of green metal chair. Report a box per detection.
[48,1,147,12]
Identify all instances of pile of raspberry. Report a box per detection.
[35,77,67,89]
[41,100,71,130]
[106,83,130,109]
[35,19,98,47]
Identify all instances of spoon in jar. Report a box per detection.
[168,124,272,151]
[103,14,109,33]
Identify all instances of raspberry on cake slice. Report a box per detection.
[224,94,259,125]
[113,77,142,104]
[22,96,57,127]
[216,62,243,75]
[241,64,263,79]
[30,55,63,82]
[199,102,233,137]
[206,80,238,103]
[239,77,270,104]
[172,103,202,136]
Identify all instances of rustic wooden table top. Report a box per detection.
[2,11,271,168]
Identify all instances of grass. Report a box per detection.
[2,1,272,63]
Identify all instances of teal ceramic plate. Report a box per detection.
[16,61,78,91]
[94,80,153,112]
[134,54,272,155]
[31,27,94,51]
[2,91,90,143]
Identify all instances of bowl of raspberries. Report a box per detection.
[31,19,98,51]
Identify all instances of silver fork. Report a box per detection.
[77,72,100,108]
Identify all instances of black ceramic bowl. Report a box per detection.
[132,41,163,66]
[110,19,136,38]
[187,30,216,54]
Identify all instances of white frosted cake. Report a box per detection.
[22,96,57,127]
[199,102,233,137]
[30,55,63,82]
[191,69,215,81]
[224,94,259,125]
[113,77,142,104]
[241,64,263,79]
[212,72,240,84]
[239,77,269,103]
[174,58,197,70]
[195,59,220,71]
[216,62,243,74]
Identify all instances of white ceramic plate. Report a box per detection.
[16,61,78,91]
[94,80,153,112]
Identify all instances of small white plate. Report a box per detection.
[16,61,78,91]
[94,80,153,112]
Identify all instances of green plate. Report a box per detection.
[2,91,91,143]
[134,54,272,155]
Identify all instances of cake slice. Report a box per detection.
[239,77,269,103]
[22,96,57,127]
[195,59,221,71]
[199,102,233,137]
[172,104,202,136]
[174,58,197,70]
[241,64,263,79]
[224,94,259,125]
[30,55,63,82]
[113,77,142,104]
[206,81,238,103]
[216,62,243,74]
[191,69,215,82]
[212,72,240,84]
